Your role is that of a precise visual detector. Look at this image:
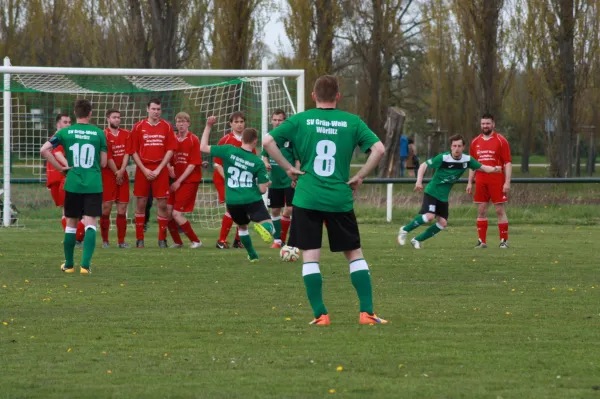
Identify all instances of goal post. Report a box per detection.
[0,58,305,228]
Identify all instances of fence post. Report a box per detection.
[386,183,393,222]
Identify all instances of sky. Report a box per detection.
[261,5,292,61]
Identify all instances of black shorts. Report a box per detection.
[419,193,449,220]
[227,200,271,226]
[267,187,295,209]
[288,206,360,252]
[64,191,103,219]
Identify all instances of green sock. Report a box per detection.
[403,214,428,232]
[272,217,282,240]
[349,259,373,314]
[260,221,274,237]
[81,226,97,269]
[414,223,443,242]
[303,263,327,318]
[63,229,77,268]
[239,232,258,259]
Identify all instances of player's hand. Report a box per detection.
[414,182,424,192]
[115,170,124,185]
[202,161,209,169]
[170,181,181,193]
[494,166,502,173]
[291,180,297,189]
[347,174,364,198]
[263,160,272,171]
[146,168,157,181]
[503,182,510,193]
[60,166,71,176]
[168,167,176,179]
[206,116,217,127]
[286,166,304,181]
[466,183,472,195]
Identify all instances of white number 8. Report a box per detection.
[313,140,336,177]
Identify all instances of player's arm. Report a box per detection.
[257,164,271,194]
[347,141,385,196]
[40,140,70,175]
[503,162,512,193]
[132,152,151,179]
[466,143,476,194]
[200,116,217,154]
[262,156,272,171]
[116,153,129,185]
[152,150,173,177]
[170,164,195,192]
[100,151,108,168]
[54,150,68,168]
[107,159,118,174]
[414,161,428,192]
[479,165,502,173]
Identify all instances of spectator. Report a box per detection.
[399,134,409,177]
[406,138,418,177]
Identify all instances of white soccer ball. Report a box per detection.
[280,245,300,262]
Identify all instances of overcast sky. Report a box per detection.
[262,6,292,61]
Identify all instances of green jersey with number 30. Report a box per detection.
[425,152,482,202]
[269,108,380,212]
[50,123,107,193]
[210,145,270,205]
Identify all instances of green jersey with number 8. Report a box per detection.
[210,145,270,205]
[269,108,380,212]
[50,123,107,194]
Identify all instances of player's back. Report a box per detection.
[220,145,268,205]
[54,123,107,194]
[273,108,379,212]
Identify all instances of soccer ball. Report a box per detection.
[280,245,300,262]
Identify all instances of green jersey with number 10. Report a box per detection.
[269,108,380,212]
[50,123,107,193]
[210,144,270,205]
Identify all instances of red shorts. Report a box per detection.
[102,170,130,203]
[215,183,225,204]
[48,180,65,207]
[474,179,508,204]
[133,164,170,198]
[168,182,199,213]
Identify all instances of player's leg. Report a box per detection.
[399,194,435,245]
[166,200,184,248]
[152,168,171,248]
[474,181,490,248]
[495,203,509,247]
[100,201,113,247]
[268,188,283,247]
[133,167,150,247]
[171,183,201,247]
[115,177,130,248]
[49,182,66,230]
[280,187,295,244]
[412,200,448,248]
[290,207,329,325]
[144,190,153,232]
[249,200,275,244]
[228,206,255,260]
[61,191,83,273]
[80,193,102,274]
[215,183,233,248]
[325,210,387,324]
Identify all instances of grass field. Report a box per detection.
[2,220,600,398]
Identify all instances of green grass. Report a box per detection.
[1,222,600,398]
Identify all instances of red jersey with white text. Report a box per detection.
[103,128,130,169]
[469,132,511,182]
[173,132,202,183]
[129,119,177,163]
[212,132,256,187]
[46,137,66,187]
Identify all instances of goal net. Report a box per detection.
[1,63,303,229]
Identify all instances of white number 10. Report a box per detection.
[69,143,95,169]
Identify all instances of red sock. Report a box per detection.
[100,216,110,243]
[281,216,291,242]
[235,227,240,241]
[219,212,233,242]
[135,213,145,240]
[181,221,200,243]
[168,219,183,245]
[158,216,168,241]
[499,222,509,242]
[477,219,488,243]
[116,214,127,244]
[76,221,85,241]
[61,216,67,231]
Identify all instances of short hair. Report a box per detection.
[449,134,465,146]
[175,112,191,122]
[55,112,70,123]
[74,99,92,118]
[229,111,246,122]
[147,98,161,107]
[313,75,339,102]
[106,108,120,118]
[241,128,258,144]
[272,109,287,119]
[481,113,494,121]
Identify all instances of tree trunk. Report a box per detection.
[315,0,334,74]
[521,95,535,174]
[589,107,599,175]
[149,0,179,68]
[128,0,152,68]
[366,0,384,138]
[478,0,502,117]
[377,107,406,177]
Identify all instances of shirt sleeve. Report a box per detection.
[49,132,62,148]
[210,144,229,159]
[128,124,139,154]
[256,162,270,184]
[166,126,178,152]
[269,118,297,147]
[188,136,202,165]
[426,154,443,169]
[469,158,482,170]
[356,118,380,153]
[500,136,512,164]
[99,130,108,153]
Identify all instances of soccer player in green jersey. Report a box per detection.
[263,75,387,326]
[40,99,108,274]
[397,134,501,249]
[200,116,275,262]
[261,109,296,248]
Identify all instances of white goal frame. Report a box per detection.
[0,56,305,227]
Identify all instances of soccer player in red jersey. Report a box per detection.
[166,112,203,248]
[129,98,177,248]
[100,109,131,249]
[466,113,512,248]
[46,113,86,245]
[213,111,256,249]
